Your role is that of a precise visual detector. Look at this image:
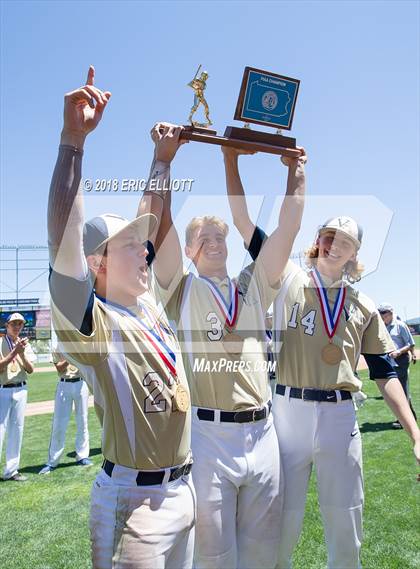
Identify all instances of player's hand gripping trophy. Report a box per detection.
[187,65,213,127]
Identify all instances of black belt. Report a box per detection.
[1,382,26,388]
[60,377,82,383]
[102,459,193,486]
[276,384,352,403]
[197,402,272,423]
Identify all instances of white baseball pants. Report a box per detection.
[90,466,196,569]
[273,388,363,569]
[191,409,283,569]
[0,385,28,479]
[47,379,90,467]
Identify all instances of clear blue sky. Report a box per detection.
[0,0,419,318]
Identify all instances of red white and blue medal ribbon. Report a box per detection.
[5,335,18,372]
[198,276,239,327]
[310,268,346,340]
[5,335,14,353]
[96,295,177,379]
[141,303,171,341]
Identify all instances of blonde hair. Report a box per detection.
[304,244,364,283]
[185,216,229,246]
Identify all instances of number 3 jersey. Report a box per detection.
[273,262,395,391]
[51,291,191,471]
[153,261,278,412]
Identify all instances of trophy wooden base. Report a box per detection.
[181,125,300,157]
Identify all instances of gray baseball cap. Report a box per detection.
[83,213,157,256]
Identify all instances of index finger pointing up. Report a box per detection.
[86,65,95,86]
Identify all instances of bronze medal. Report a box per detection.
[173,385,190,413]
[311,269,347,367]
[223,332,244,355]
[321,343,343,365]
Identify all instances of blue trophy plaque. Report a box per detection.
[234,67,300,130]
[181,65,301,157]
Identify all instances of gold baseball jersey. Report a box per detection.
[52,350,81,380]
[0,336,36,386]
[273,262,395,391]
[52,294,191,470]
[153,260,277,411]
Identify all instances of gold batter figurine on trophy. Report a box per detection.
[187,65,213,128]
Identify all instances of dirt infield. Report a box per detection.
[34,366,56,373]
[25,396,94,417]
[358,356,368,371]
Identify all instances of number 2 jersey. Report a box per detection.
[50,271,191,471]
[153,261,277,412]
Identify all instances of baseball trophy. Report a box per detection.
[181,66,301,157]
[187,65,214,128]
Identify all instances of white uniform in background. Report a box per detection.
[0,331,36,479]
[41,350,90,470]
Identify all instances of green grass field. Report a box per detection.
[27,370,61,403]
[0,367,419,569]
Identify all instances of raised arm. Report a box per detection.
[222,147,257,247]
[222,146,307,286]
[137,123,186,289]
[259,151,307,283]
[48,66,111,278]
